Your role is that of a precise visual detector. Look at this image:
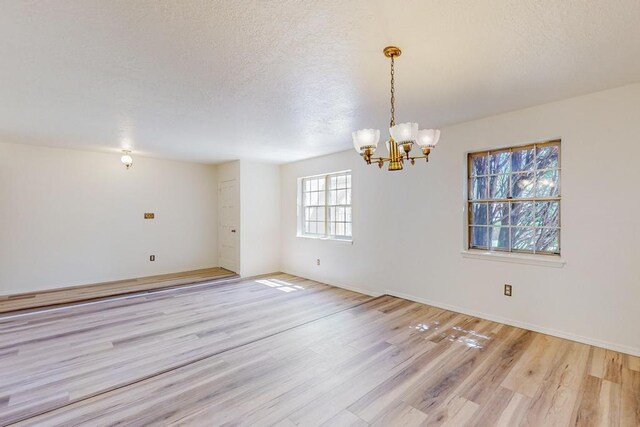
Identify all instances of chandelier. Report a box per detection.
[352,46,441,171]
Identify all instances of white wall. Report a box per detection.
[280,83,640,356]
[0,143,218,294]
[240,161,281,277]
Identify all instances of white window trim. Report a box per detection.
[297,170,353,242]
[296,234,354,244]
[461,139,565,267]
[460,249,565,267]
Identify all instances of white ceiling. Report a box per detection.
[1,1,639,164]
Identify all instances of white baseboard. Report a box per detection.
[280,269,382,298]
[278,269,640,357]
[385,289,640,358]
[330,282,383,298]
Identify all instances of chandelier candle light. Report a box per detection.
[352,46,441,171]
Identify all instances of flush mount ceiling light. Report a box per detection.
[352,46,441,171]
[121,150,133,169]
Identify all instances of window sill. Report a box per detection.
[461,250,565,268]
[296,234,353,244]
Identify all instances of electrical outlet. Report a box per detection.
[504,284,512,297]
[150,255,156,262]
[316,259,320,266]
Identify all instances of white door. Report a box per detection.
[218,179,239,272]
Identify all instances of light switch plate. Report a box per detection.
[504,284,512,296]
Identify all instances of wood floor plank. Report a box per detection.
[369,401,427,426]
[589,347,607,378]
[500,333,564,398]
[519,340,590,426]
[321,410,368,427]
[624,354,640,372]
[0,274,371,425]
[0,267,236,313]
[1,273,637,426]
[497,391,531,427]
[620,388,640,426]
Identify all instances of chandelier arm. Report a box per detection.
[368,156,391,162]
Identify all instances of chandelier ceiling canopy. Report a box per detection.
[352,46,441,171]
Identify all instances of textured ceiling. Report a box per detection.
[1,0,639,163]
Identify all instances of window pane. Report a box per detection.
[470,203,487,225]
[328,190,336,205]
[510,202,534,226]
[470,154,488,176]
[511,147,535,172]
[511,227,534,251]
[535,201,559,228]
[469,226,488,248]
[489,151,511,174]
[300,171,352,239]
[511,172,535,198]
[535,228,559,253]
[536,170,559,197]
[489,174,510,199]
[469,177,487,200]
[536,145,559,169]
[489,202,509,226]
[467,144,560,255]
[489,226,510,250]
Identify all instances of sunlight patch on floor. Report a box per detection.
[409,321,490,349]
[255,279,305,293]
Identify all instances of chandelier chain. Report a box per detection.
[390,55,395,128]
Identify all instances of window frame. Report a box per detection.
[464,139,561,257]
[297,170,353,242]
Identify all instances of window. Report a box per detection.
[299,171,352,240]
[467,140,560,255]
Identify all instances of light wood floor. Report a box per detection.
[0,267,235,313]
[0,274,638,426]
